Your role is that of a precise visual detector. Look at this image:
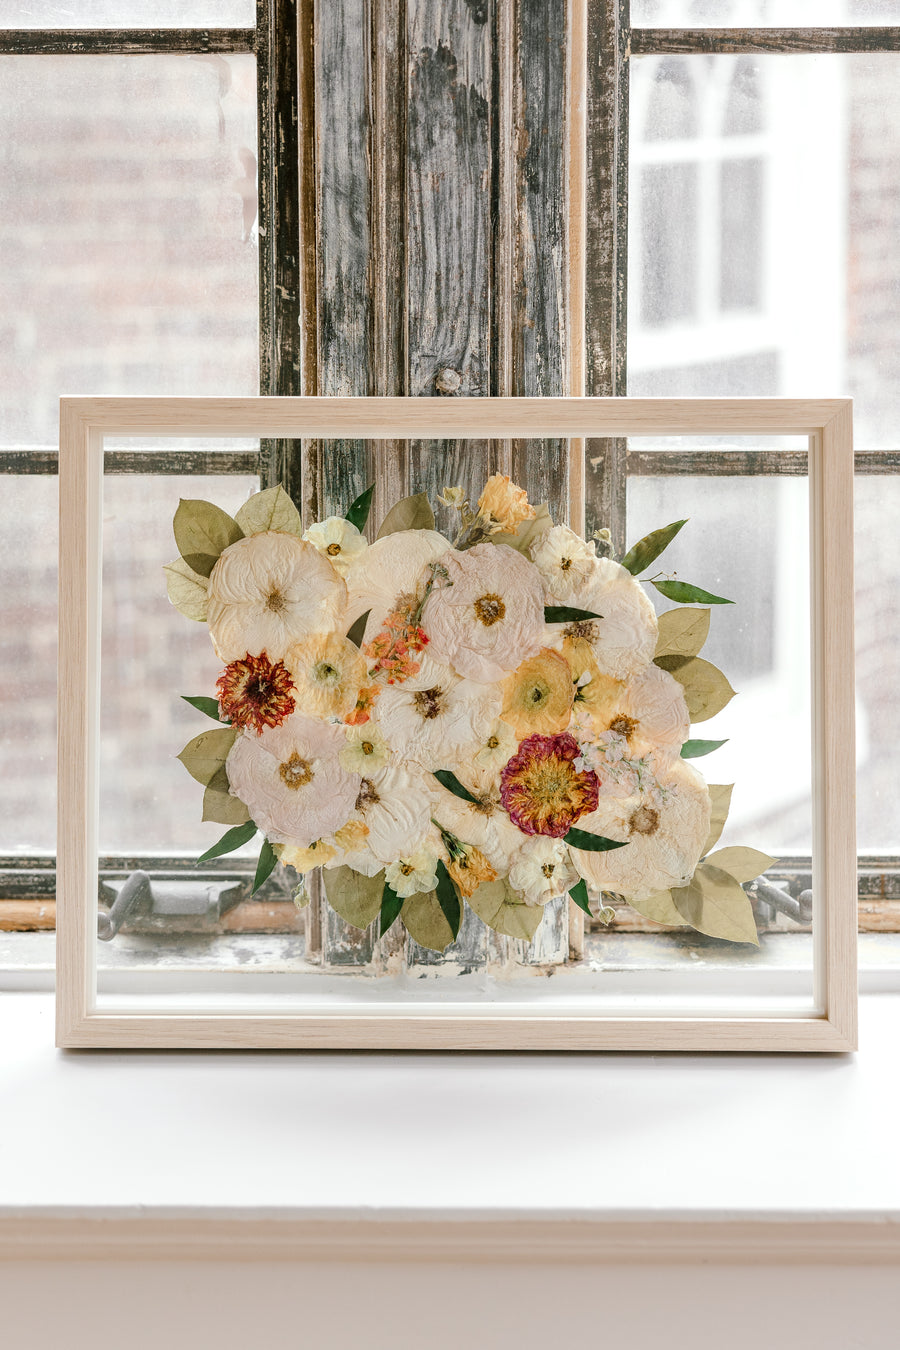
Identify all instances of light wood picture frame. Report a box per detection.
[56,395,857,1051]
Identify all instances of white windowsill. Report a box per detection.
[2,991,900,1263]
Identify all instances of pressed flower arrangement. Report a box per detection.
[167,476,774,954]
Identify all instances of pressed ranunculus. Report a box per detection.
[530,525,598,601]
[508,835,577,906]
[500,647,574,739]
[216,651,296,733]
[569,757,711,901]
[421,543,545,683]
[285,631,367,720]
[545,556,658,682]
[477,474,535,534]
[225,713,359,848]
[500,732,600,838]
[207,531,347,663]
[302,516,367,576]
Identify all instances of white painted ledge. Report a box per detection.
[3,992,900,1263]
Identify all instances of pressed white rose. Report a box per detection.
[339,724,391,775]
[225,713,359,848]
[373,659,501,771]
[530,525,598,601]
[508,835,577,906]
[344,529,451,639]
[302,516,368,576]
[431,765,528,874]
[569,757,711,902]
[207,531,347,663]
[420,542,545,683]
[385,845,440,899]
[352,766,436,864]
[546,556,657,682]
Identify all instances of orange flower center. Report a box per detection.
[326,542,342,556]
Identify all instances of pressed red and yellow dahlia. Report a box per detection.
[500,732,599,838]
[216,651,296,733]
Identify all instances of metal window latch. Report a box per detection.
[98,871,243,941]
[748,876,813,926]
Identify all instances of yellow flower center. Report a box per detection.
[279,752,313,790]
[560,557,572,571]
[608,714,639,741]
[413,686,445,720]
[399,862,414,876]
[361,740,374,755]
[541,862,556,877]
[629,804,660,836]
[473,593,506,627]
[326,542,342,556]
[486,735,500,749]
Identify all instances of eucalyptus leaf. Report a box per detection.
[202,781,251,826]
[252,838,279,894]
[544,606,603,624]
[177,726,237,786]
[620,518,687,576]
[563,826,629,853]
[493,501,552,554]
[568,878,593,918]
[652,579,734,605]
[376,491,435,538]
[346,608,371,649]
[181,694,226,723]
[164,556,209,622]
[654,607,710,661]
[680,738,728,759]
[173,498,243,576]
[432,769,480,806]
[402,889,457,952]
[467,876,543,941]
[655,655,736,723]
[197,819,257,864]
[628,890,687,927]
[206,763,230,794]
[705,846,777,885]
[345,482,375,532]
[702,783,734,856]
[323,865,386,930]
[379,881,405,938]
[234,485,302,538]
[434,859,462,938]
[672,863,759,945]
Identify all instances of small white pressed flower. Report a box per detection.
[530,525,598,601]
[473,718,519,773]
[339,725,391,775]
[508,836,577,906]
[385,846,440,898]
[302,516,368,576]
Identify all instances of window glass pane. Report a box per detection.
[633,0,900,25]
[0,54,258,448]
[629,53,900,448]
[1,2,254,25]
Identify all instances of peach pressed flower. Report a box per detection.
[500,732,600,838]
[477,474,536,534]
[280,840,337,873]
[343,684,382,725]
[446,845,497,898]
[332,819,371,852]
[285,631,367,719]
[500,648,574,738]
[563,637,624,725]
[216,651,296,733]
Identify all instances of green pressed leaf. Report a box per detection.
[376,491,435,538]
[654,655,736,723]
[434,859,462,939]
[680,738,728,759]
[672,863,759,945]
[620,518,687,576]
[493,501,552,553]
[467,877,544,941]
[252,838,279,894]
[379,881,405,938]
[432,769,480,806]
[346,608,371,649]
[402,889,457,952]
[705,846,777,885]
[181,694,226,723]
[234,485,302,538]
[345,483,375,532]
[177,726,237,786]
[703,783,734,856]
[652,579,734,606]
[563,827,629,853]
[628,890,687,927]
[654,607,710,661]
[323,865,386,930]
[568,878,593,917]
[164,556,209,622]
[197,819,257,863]
[173,498,243,577]
[544,606,603,624]
[201,781,251,826]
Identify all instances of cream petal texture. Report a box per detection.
[355,766,436,863]
[302,516,368,576]
[569,757,711,902]
[344,529,451,638]
[508,836,576,906]
[431,766,528,873]
[385,846,440,899]
[374,669,501,771]
[530,525,598,602]
[547,557,658,681]
[225,713,359,848]
[207,531,347,663]
[609,662,690,759]
[420,542,545,683]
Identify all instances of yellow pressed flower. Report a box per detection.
[447,845,497,898]
[477,474,535,533]
[563,637,624,725]
[284,632,367,719]
[280,840,337,873]
[500,647,574,738]
[332,819,370,852]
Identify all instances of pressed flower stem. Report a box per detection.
[430,817,469,863]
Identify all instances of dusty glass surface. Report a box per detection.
[1,2,254,26]
[633,0,900,25]
[0,54,258,448]
[629,52,900,449]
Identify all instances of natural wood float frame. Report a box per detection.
[56,395,857,1052]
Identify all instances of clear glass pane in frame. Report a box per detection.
[628,52,900,449]
[1,2,255,27]
[632,0,900,26]
[0,54,258,449]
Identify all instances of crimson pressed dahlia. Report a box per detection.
[216,651,296,733]
[500,732,600,838]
